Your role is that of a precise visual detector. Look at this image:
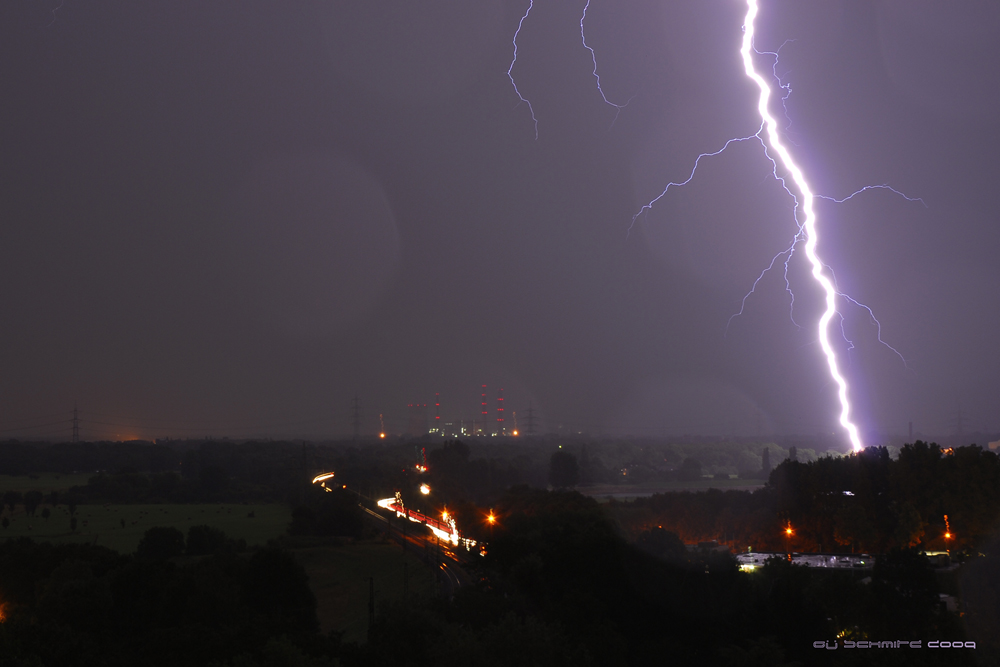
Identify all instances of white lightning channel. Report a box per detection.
[741,0,863,451]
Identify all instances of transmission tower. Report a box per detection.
[72,405,79,443]
[496,388,505,435]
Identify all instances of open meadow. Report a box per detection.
[0,502,292,553]
[0,472,92,493]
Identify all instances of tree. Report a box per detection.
[834,505,877,552]
[41,507,50,520]
[548,451,579,488]
[23,490,43,517]
[136,526,185,561]
[678,457,702,482]
[2,491,21,513]
[242,547,319,634]
[186,524,230,556]
[290,487,364,538]
[636,527,687,561]
[893,502,926,548]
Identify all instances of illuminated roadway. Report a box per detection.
[358,503,472,596]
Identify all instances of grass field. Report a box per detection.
[0,503,292,553]
[0,473,92,493]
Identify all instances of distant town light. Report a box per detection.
[379,432,386,439]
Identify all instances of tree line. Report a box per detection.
[605,442,1000,555]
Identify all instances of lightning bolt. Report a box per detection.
[508,1,539,139]
[740,0,867,450]
[632,2,926,451]
[580,0,632,125]
[628,129,764,236]
[44,0,65,27]
[507,1,922,449]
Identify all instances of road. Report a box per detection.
[359,504,471,596]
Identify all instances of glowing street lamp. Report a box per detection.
[486,510,496,541]
[419,484,430,495]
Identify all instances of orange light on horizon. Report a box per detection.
[512,430,519,436]
[379,432,386,439]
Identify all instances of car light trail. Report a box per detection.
[377,493,476,549]
[311,472,335,492]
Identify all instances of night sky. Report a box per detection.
[2,1,998,443]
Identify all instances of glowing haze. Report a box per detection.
[740,0,863,451]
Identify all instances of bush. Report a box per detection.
[186,524,238,556]
[135,526,185,561]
